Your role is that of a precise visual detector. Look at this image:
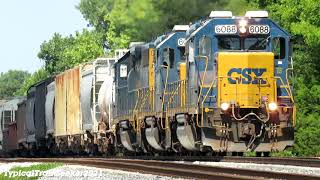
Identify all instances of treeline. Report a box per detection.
[1,0,319,156]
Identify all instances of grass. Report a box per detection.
[0,162,63,180]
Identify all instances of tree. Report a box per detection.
[38,33,74,74]
[0,70,30,99]
[77,0,229,50]
[14,68,49,96]
[77,0,114,32]
[38,30,104,74]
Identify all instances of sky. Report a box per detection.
[0,0,88,73]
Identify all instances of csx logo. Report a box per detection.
[227,68,267,84]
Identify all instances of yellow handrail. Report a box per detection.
[160,65,169,130]
[195,55,209,127]
[165,82,182,129]
[200,78,217,127]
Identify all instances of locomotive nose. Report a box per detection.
[217,52,276,108]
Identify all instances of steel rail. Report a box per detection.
[101,155,320,168]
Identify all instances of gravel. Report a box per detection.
[177,161,320,177]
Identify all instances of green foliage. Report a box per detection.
[244,151,256,157]
[77,0,113,32]
[153,0,227,29]
[271,150,296,157]
[0,70,30,99]
[14,68,49,96]
[78,0,231,50]
[294,114,320,156]
[38,30,104,74]
[62,30,104,69]
[37,33,74,74]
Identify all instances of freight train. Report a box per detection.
[0,11,295,157]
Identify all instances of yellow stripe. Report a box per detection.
[180,63,187,107]
[148,48,155,110]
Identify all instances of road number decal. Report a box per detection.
[215,25,237,34]
[249,25,270,34]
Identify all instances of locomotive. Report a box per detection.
[0,11,295,157]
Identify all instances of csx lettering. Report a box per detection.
[227,68,267,84]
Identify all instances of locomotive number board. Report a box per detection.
[248,25,270,34]
[215,25,237,34]
[214,25,270,34]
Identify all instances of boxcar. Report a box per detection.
[55,67,82,153]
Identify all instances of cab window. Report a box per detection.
[163,48,175,69]
[244,37,268,50]
[199,36,211,56]
[272,37,286,59]
[218,37,240,50]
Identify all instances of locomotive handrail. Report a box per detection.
[194,55,209,128]
[273,76,294,103]
[160,64,170,130]
[195,55,209,105]
[166,81,182,128]
[198,78,217,127]
[131,89,141,131]
[285,67,294,101]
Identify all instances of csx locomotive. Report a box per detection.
[0,11,295,157]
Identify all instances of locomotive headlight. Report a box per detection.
[221,102,230,111]
[268,102,278,111]
[238,19,247,34]
[239,27,247,33]
[239,19,248,27]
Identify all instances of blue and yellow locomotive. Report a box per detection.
[113,11,295,155]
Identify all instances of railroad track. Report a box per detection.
[0,158,319,180]
[116,155,320,168]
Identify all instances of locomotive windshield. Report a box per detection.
[218,37,240,50]
[217,36,268,51]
